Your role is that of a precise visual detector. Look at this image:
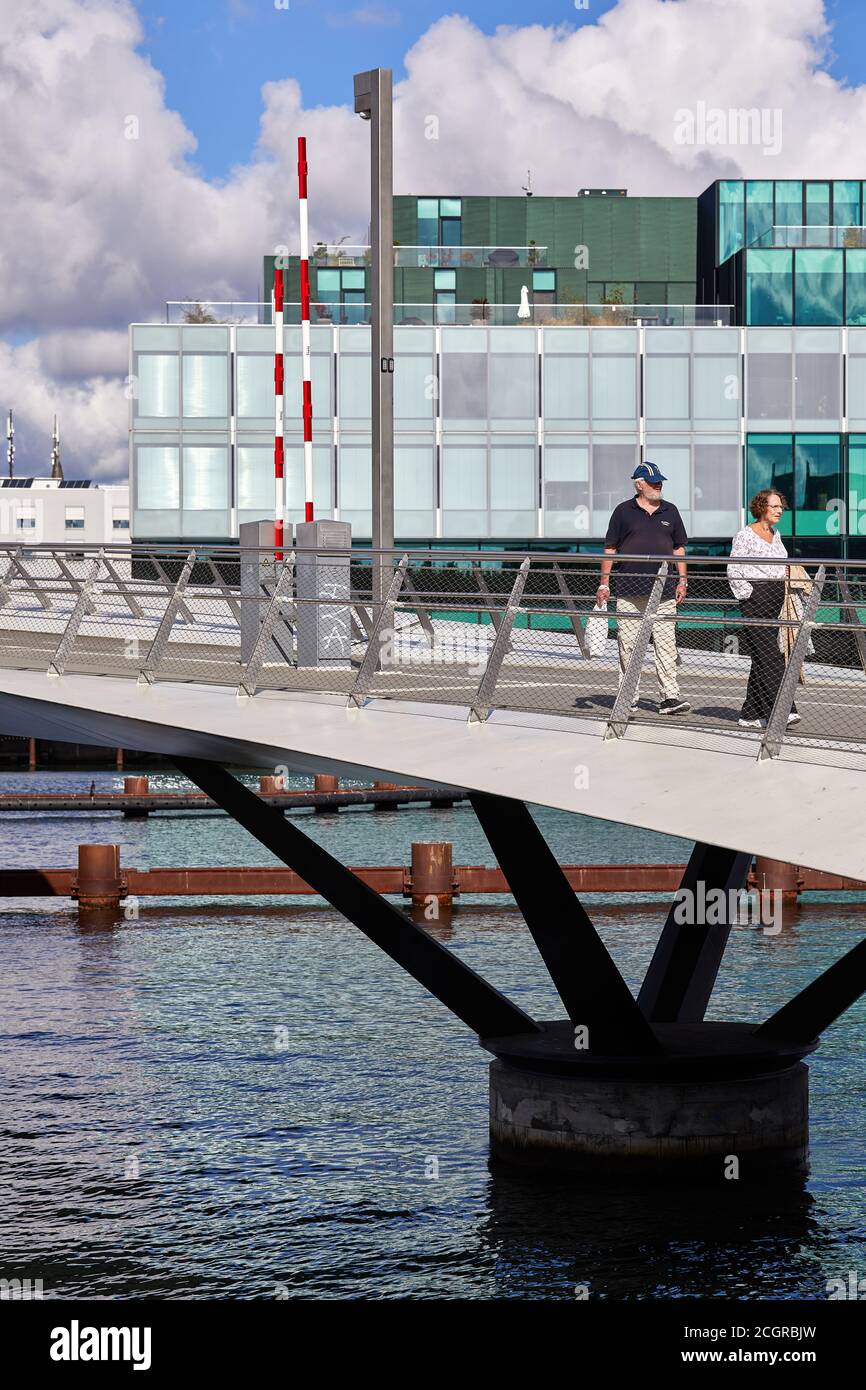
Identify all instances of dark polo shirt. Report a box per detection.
[604,496,687,598]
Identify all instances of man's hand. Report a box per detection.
[675,579,688,605]
[596,584,610,607]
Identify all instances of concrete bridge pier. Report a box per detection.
[487,1051,810,1181]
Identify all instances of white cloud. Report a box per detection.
[1,0,864,480]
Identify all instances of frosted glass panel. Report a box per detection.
[237,356,273,418]
[490,447,535,509]
[138,355,178,417]
[489,354,536,419]
[848,356,866,420]
[137,447,179,509]
[693,356,740,422]
[543,356,589,421]
[590,357,636,421]
[442,445,487,508]
[395,355,435,421]
[644,356,689,419]
[544,444,589,536]
[442,352,486,419]
[182,355,227,417]
[237,446,273,511]
[395,447,434,508]
[339,445,372,509]
[183,447,228,510]
[338,355,371,419]
[285,353,332,420]
[794,353,841,422]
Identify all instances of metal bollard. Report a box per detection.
[259,775,285,795]
[373,780,397,810]
[73,844,127,918]
[408,842,455,910]
[123,775,150,819]
[313,773,339,811]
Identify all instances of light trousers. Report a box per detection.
[615,594,680,701]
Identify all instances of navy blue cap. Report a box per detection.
[632,461,667,483]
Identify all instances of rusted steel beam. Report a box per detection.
[1,860,863,901]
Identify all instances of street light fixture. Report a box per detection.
[354,69,394,595]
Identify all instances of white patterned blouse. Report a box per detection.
[727,526,788,601]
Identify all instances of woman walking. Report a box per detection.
[727,490,801,730]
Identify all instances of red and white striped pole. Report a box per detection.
[297,135,314,524]
[273,265,285,557]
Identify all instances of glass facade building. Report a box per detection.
[130,321,866,555]
[131,180,866,554]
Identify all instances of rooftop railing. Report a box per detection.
[0,543,863,761]
[748,225,866,250]
[300,245,550,268]
[164,302,734,327]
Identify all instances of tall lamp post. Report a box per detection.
[354,68,394,598]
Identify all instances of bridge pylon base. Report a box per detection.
[486,1023,811,1183]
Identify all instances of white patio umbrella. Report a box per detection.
[517,284,531,319]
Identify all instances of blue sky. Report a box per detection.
[136,0,866,180]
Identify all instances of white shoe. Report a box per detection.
[738,717,763,729]
[787,711,802,726]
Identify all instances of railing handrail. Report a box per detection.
[3,541,864,569]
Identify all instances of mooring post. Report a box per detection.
[373,779,397,809]
[259,775,285,796]
[73,844,126,920]
[314,773,339,811]
[408,842,454,910]
[122,775,149,819]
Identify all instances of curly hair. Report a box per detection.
[749,488,788,521]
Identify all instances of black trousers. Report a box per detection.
[739,580,792,721]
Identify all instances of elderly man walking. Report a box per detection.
[597,461,690,715]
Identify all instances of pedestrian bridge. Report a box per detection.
[2,540,865,1178]
[0,541,863,879]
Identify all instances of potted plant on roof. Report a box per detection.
[527,240,540,266]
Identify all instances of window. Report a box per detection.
[746,249,793,325]
[833,180,860,229]
[745,435,794,535]
[237,354,273,418]
[793,330,841,424]
[182,447,228,511]
[794,248,843,326]
[237,446,273,513]
[137,447,179,509]
[795,434,841,536]
[805,181,830,228]
[441,443,487,536]
[137,354,179,417]
[774,180,802,235]
[313,268,367,323]
[64,505,85,530]
[417,197,462,248]
[693,439,741,536]
[112,507,130,531]
[544,444,589,537]
[746,181,774,247]
[182,353,228,419]
[16,507,36,530]
[533,270,556,317]
[718,180,744,263]
[434,269,456,324]
[847,436,866,534]
[846,250,866,326]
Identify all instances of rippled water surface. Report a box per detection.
[0,769,864,1299]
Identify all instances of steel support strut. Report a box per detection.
[757,935,866,1043]
[638,841,752,1023]
[173,758,540,1039]
[469,792,659,1054]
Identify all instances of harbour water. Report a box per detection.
[0,770,864,1300]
